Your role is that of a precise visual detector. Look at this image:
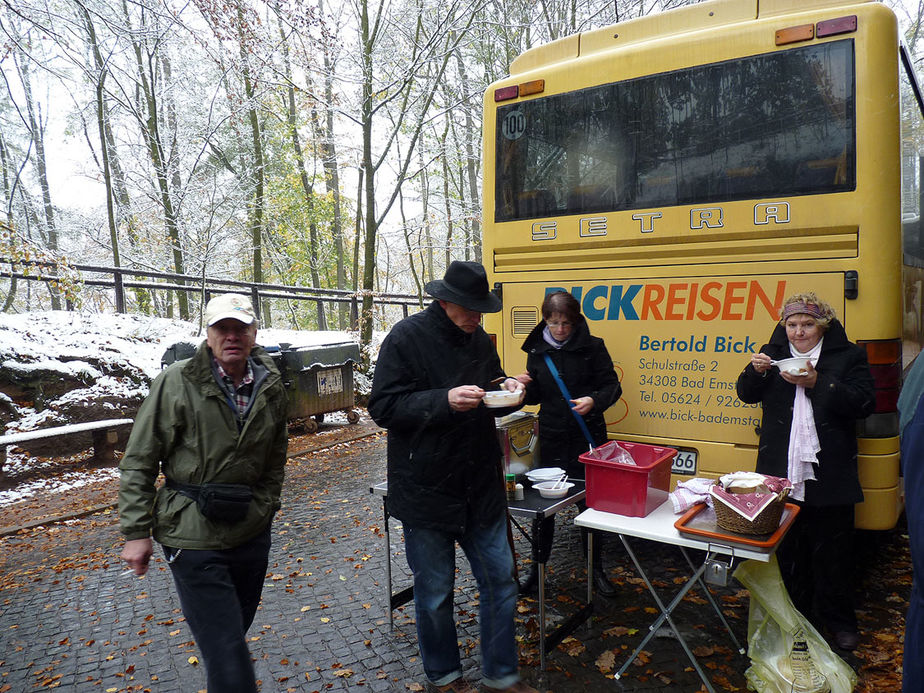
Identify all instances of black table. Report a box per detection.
[369,479,590,670]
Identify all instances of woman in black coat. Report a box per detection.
[517,291,622,595]
[736,292,874,651]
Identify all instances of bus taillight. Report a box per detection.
[816,16,857,38]
[855,339,900,437]
[858,338,902,417]
[494,86,518,102]
[859,339,901,413]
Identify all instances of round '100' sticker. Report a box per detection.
[501,109,526,140]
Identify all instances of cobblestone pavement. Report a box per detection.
[0,428,907,692]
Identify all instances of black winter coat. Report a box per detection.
[368,302,517,535]
[521,317,622,478]
[735,319,875,506]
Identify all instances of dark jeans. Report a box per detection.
[163,525,271,693]
[403,516,520,689]
[777,503,856,633]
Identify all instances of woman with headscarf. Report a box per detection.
[736,292,874,651]
[516,291,622,596]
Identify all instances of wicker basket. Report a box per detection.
[712,488,788,535]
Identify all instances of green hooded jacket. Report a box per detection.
[118,341,288,549]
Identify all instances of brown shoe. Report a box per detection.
[427,679,479,693]
[482,682,539,693]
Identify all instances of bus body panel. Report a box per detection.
[498,273,841,450]
[482,0,913,530]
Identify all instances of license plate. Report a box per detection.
[671,449,697,476]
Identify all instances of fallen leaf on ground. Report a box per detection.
[595,649,616,673]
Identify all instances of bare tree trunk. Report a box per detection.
[238,9,269,326]
[80,6,122,305]
[85,31,149,314]
[123,0,188,320]
[399,188,424,304]
[16,48,60,309]
[359,0,377,354]
[0,134,18,312]
[441,127,454,268]
[278,18,327,329]
[455,53,482,263]
[419,146,434,281]
[352,166,363,331]
[104,112,150,313]
[318,0,348,329]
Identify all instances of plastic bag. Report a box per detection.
[589,440,636,465]
[733,556,857,693]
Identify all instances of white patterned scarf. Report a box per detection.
[787,338,824,501]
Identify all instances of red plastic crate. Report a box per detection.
[580,441,677,517]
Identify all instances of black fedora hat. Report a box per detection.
[425,261,502,313]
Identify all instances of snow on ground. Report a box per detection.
[0,310,361,380]
[0,466,121,508]
[0,309,374,507]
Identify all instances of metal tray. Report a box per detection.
[673,502,800,549]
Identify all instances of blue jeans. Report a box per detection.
[163,525,271,693]
[404,515,520,688]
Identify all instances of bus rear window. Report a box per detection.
[495,40,856,222]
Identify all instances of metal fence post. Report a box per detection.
[251,287,261,320]
[114,268,126,313]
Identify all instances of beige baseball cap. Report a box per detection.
[204,293,256,326]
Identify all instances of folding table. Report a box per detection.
[505,479,591,671]
[369,479,591,670]
[575,500,797,693]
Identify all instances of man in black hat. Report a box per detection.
[369,261,537,693]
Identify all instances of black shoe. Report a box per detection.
[833,629,859,651]
[593,566,618,597]
[518,566,539,595]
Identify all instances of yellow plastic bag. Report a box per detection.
[733,556,857,693]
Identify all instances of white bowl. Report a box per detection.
[774,357,810,376]
[483,389,524,408]
[526,467,566,482]
[532,480,575,498]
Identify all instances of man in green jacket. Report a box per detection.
[119,293,288,693]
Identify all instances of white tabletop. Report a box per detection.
[574,500,777,562]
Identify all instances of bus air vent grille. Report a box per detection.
[511,307,539,337]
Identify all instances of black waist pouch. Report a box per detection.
[168,480,253,523]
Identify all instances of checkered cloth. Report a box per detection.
[669,477,715,513]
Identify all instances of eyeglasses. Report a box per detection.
[547,320,573,328]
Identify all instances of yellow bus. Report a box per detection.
[481,0,924,530]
